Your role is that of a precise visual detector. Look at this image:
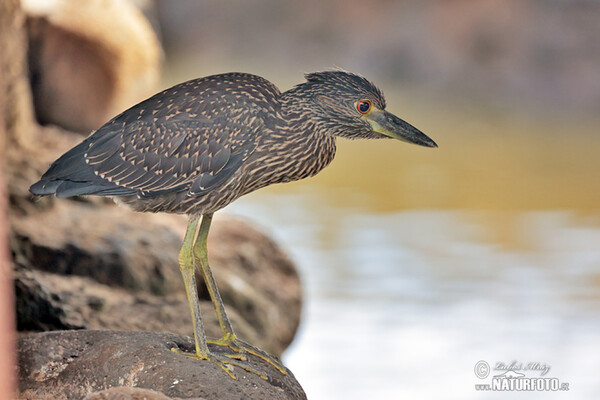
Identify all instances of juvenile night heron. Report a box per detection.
[30,71,437,380]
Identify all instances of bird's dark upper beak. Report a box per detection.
[363,109,437,148]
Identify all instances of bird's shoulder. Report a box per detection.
[90,72,284,154]
[115,72,281,124]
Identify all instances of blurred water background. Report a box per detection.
[153,1,600,398]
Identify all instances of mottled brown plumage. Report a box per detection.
[31,71,435,213]
[30,70,437,380]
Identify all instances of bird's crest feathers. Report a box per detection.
[303,70,386,109]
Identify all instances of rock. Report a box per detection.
[84,387,174,400]
[12,200,185,295]
[12,201,301,354]
[18,330,306,400]
[23,0,161,133]
[19,270,264,354]
[11,199,302,355]
[13,266,85,332]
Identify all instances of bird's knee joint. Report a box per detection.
[192,248,208,262]
[178,253,194,270]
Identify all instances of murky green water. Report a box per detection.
[224,108,600,399]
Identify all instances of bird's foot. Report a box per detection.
[207,333,287,375]
[170,346,270,381]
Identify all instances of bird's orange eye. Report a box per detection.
[357,100,371,114]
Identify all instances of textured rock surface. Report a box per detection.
[84,387,175,400]
[11,206,301,356]
[12,200,185,295]
[18,330,306,400]
[14,268,264,353]
[13,266,85,331]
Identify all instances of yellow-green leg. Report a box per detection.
[194,213,287,375]
[171,216,267,380]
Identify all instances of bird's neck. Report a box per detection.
[279,87,335,142]
[280,89,336,144]
[261,90,337,180]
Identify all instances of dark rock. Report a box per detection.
[14,266,85,332]
[18,330,306,400]
[27,271,265,354]
[12,201,184,295]
[11,198,303,356]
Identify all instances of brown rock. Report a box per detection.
[18,330,306,400]
[11,199,302,355]
[13,266,85,332]
[24,270,265,354]
[12,200,185,295]
[24,0,161,133]
[84,387,176,400]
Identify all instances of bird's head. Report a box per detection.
[290,70,437,147]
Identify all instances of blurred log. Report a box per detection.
[0,0,27,397]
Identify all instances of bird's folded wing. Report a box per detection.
[85,116,258,198]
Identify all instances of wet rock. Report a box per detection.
[18,330,306,400]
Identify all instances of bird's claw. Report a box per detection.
[170,346,270,381]
[207,334,287,375]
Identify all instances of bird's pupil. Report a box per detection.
[359,101,370,113]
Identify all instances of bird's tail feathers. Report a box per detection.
[29,139,135,198]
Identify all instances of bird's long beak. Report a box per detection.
[363,109,437,148]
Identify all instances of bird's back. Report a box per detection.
[30,73,283,213]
